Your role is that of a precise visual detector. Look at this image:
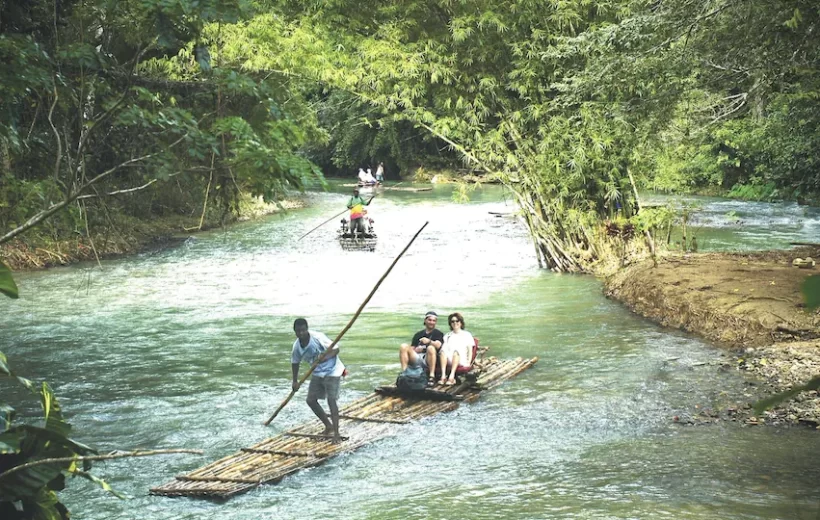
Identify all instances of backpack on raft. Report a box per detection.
[396,365,427,391]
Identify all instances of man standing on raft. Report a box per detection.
[291,318,345,442]
[346,187,370,237]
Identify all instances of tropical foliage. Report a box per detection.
[0,261,17,299]
[3,0,818,271]
[650,2,820,201]
[305,91,461,178]
[0,349,117,520]
[201,0,819,271]
[1,254,110,518]
[0,0,326,250]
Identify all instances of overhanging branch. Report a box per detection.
[0,135,187,246]
[0,449,203,481]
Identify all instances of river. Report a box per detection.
[2,183,819,519]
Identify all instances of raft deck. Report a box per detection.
[340,183,433,192]
[150,355,537,499]
[337,235,377,251]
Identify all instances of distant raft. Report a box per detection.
[341,183,432,192]
[384,186,433,192]
[150,355,537,499]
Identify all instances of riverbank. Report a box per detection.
[604,247,820,428]
[0,195,307,271]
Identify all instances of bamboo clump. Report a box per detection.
[150,356,538,499]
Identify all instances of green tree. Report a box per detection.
[306,90,461,178]
[235,0,819,269]
[0,0,326,249]
[210,0,649,271]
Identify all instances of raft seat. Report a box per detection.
[435,337,483,381]
[455,337,480,375]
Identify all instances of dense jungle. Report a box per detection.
[1,1,819,518]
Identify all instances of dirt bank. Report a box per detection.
[1,197,307,271]
[605,247,820,428]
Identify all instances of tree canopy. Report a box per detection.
[0,0,326,248]
[200,0,817,270]
[2,0,818,270]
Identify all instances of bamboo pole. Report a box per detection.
[297,207,348,241]
[241,448,317,457]
[339,414,409,424]
[284,432,351,441]
[264,220,430,426]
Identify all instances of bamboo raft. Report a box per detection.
[341,183,433,192]
[150,355,537,499]
[387,187,433,192]
[337,232,378,252]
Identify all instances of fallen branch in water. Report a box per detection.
[0,449,203,481]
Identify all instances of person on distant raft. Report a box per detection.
[398,311,444,385]
[358,167,368,185]
[364,168,377,185]
[291,318,345,442]
[375,162,385,183]
[439,312,475,385]
[346,187,370,236]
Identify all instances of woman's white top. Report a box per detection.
[442,330,475,367]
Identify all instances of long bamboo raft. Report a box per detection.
[150,355,537,499]
[340,183,433,192]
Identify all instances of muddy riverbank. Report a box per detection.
[605,247,820,427]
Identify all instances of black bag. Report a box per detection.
[396,366,427,391]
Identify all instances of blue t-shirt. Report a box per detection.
[291,331,345,377]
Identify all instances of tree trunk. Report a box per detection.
[0,141,10,183]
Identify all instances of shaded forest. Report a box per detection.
[1,0,817,271]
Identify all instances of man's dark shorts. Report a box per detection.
[307,375,341,401]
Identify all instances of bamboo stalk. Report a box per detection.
[297,207,348,241]
[284,432,351,441]
[480,358,537,391]
[339,414,409,424]
[338,393,385,415]
[178,476,262,484]
[347,398,406,419]
[264,221,429,426]
[241,448,317,457]
[0,449,203,481]
[185,451,257,478]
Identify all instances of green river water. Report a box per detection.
[2,183,820,519]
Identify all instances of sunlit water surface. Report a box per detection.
[3,183,819,519]
[645,194,820,251]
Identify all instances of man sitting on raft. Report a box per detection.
[399,311,444,385]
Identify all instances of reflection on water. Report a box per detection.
[2,184,819,519]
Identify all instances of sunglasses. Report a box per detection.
[450,319,460,324]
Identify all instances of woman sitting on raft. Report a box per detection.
[438,312,474,385]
